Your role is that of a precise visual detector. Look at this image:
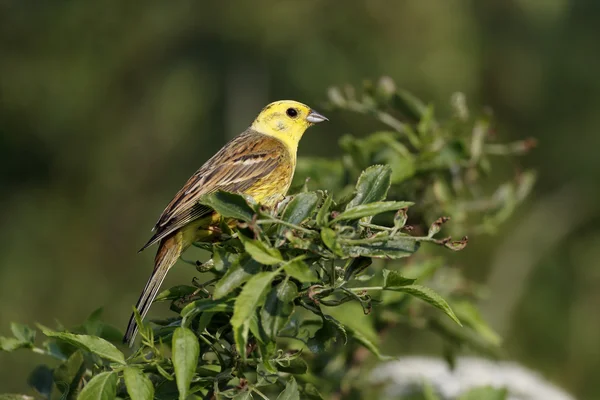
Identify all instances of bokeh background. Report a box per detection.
[1,0,599,398]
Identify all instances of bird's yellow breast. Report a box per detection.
[245,157,295,207]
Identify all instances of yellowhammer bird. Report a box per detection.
[124,100,327,346]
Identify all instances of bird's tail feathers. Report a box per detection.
[123,235,181,347]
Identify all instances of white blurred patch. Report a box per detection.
[371,356,574,400]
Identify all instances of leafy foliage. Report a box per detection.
[0,78,534,399]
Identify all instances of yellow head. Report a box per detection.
[251,100,328,153]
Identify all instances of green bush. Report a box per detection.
[0,77,535,400]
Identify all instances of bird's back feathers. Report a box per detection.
[139,129,292,251]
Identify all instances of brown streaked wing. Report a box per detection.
[139,131,288,251]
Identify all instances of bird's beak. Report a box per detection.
[306,109,328,124]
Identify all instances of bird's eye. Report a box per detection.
[286,108,298,118]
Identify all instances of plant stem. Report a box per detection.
[346,286,385,292]
[255,216,315,235]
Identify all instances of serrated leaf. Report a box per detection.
[320,228,344,256]
[278,192,319,232]
[78,371,117,400]
[261,281,298,340]
[383,269,415,288]
[332,201,413,222]
[387,285,461,326]
[239,235,282,265]
[199,191,255,222]
[38,326,125,364]
[231,271,279,357]
[172,327,199,400]
[276,377,300,400]
[27,365,53,399]
[213,257,261,299]
[155,285,197,302]
[283,259,317,283]
[124,367,154,400]
[347,165,392,208]
[341,237,420,259]
[10,323,35,344]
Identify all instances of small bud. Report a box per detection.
[444,236,469,251]
[451,92,469,121]
[428,216,450,238]
[377,76,397,101]
[394,208,408,229]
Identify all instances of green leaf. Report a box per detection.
[213,256,261,299]
[78,371,117,400]
[0,395,35,400]
[261,281,298,340]
[10,323,35,344]
[454,301,501,346]
[172,327,200,400]
[316,193,333,226]
[276,377,300,400]
[212,248,242,273]
[239,235,283,265]
[383,269,415,288]
[320,228,344,256]
[38,326,125,364]
[124,367,154,400]
[458,386,508,400]
[232,392,253,400]
[277,357,308,374]
[279,192,319,230]
[283,259,317,283]
[349,328,391,360]
[387,285,462,326]
[53,350,85,396]
[249,312,270,346]
[0,336,28,351]
[27,365,53,399]
[231,271,279,356]
[347,165,392,208]
[341,237,420,258]
[302,383,324,400]
[155,285,197,302]
[332,201,413,222]
[307,314,347,353]
[199,191,255,222]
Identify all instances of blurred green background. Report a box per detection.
[1,0,599,398]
